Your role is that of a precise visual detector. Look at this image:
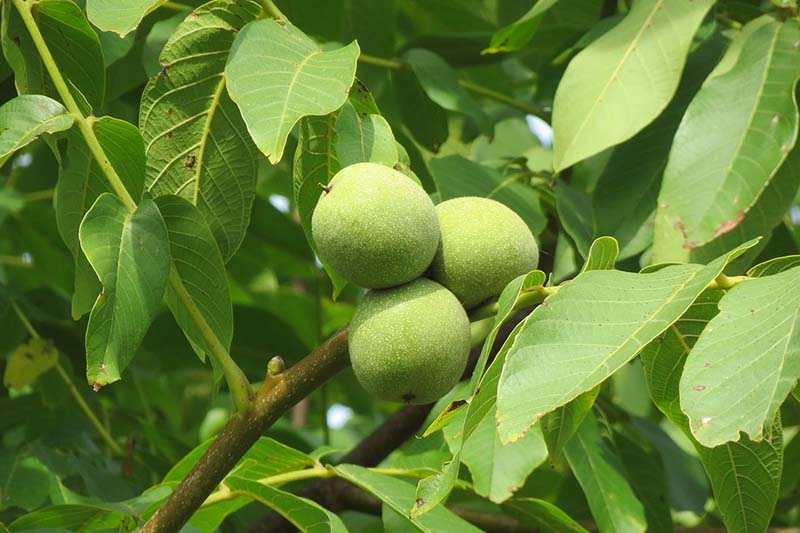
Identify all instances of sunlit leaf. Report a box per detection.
[680,267,800,446]
[226,19,359,163]
[0,95,73,168]
[552,0,714,170]
[3,337,57,389]
[87,0,166,36]
[654,17,800,254]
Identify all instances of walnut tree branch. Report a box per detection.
[141,329,350,532]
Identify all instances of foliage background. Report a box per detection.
[1,0,800,531]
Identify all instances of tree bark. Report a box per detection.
[141,329,350,532]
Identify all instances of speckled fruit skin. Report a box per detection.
[312,162,439,289]
[429,197,539,309]
[349,278,470,404]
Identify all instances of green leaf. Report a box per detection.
[55,117,146,319]
[540,237,617,458]
[748,254,800,277]
[564,412,647,532]
[226,19,360,164]
[293,115,348,297]
[87,0,165,36]
[79,194,170,386]
[335,102,398,167]
[430,155,546,235]
[592,34,727,260]
[461,410,547,503]
[485,0,560,54]
[613,422,672,533]
[641,291,784,532]
[415,272,546,517]
[680,267,800,446]
[555,181,593,258]
[164,437,315,485]
[687,141,800,266]
[335,464,482,532]
[392,67,448,152]
[0,451,49,512]
[541,387,600,460]
[504,497,588,532]
[580,236,619,273]
[155,195,233,363]
[224,476,347,532]
[404,48,492,136]
[139,0,261,261]
[655,17,800,253]
[552,0,715,170]
[0,95,73,167]
[2,0,105,108]
[496,240,757,444]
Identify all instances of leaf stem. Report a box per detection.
[468,284,558,322]
[10,300,126,456]
[12,0,252,415]
[358,52,546,117]
[258,0,287,21]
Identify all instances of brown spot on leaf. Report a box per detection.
[92,382,102,392]
[185,154,196,170]
[713,211,746,239]
[694,385,705,392]
[415,499,425,508]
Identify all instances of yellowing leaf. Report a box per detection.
[3,338,58,389]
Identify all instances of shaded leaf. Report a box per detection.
[79,194,170,386]
[2,0,105,108]
[139,0,261,261]
[0,95,73,167]
[392,67,448,152]
[485,0,560,54]
[555,181,593,258]
[155,195,233,363]
[461,411,547,503]
[226,19,359,163]
[293,115,347,297]
[563,412,646,532]
[430,155,546,235]
[504,497,588,533]
[552,0,714,170]
[404,48,492,136]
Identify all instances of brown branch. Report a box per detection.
[141,329,350,532]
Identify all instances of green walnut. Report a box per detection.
[429,197,539,309]
[349,278,470,404]
[312,162,439,289]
